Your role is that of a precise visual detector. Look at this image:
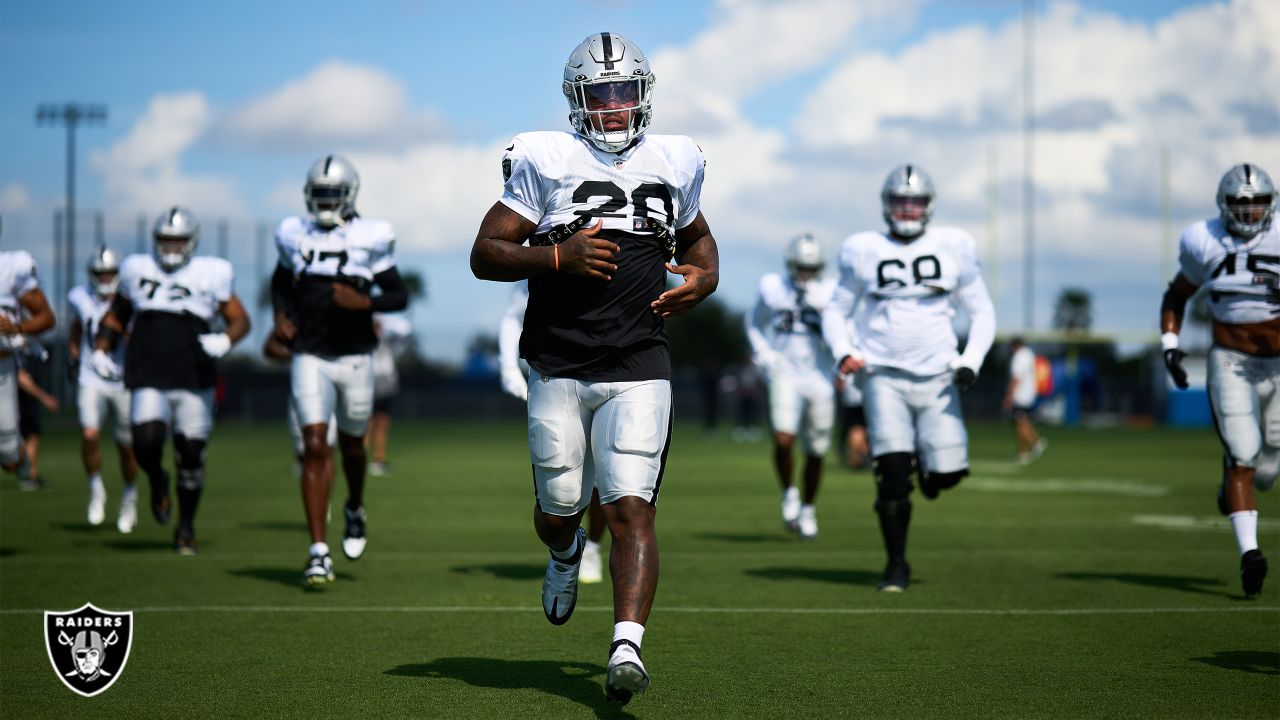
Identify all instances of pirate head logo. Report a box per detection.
[44,603,133,697]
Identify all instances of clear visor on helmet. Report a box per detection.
[582,80,642,133]
[1225,194,1273,226]
[307,184,347,212]
[887,195,930,222]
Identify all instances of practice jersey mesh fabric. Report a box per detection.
[275,216,397,356]
[499,131,705,382]
[1178,218,1279,324]
[117,254,233,390]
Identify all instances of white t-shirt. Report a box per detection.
[1009,346,1037,408]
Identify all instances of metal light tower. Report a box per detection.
[36,102,107,319]
[1022,0,1036,332]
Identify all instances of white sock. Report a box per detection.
[551,533,581,561]
[121,484,137,501]
[783,487,799,502]
[88,473,104,493]
[801,503,815,516]
[584,539,600,554]
[613,621,644,653]
[1229,511,1259,554]
[310,542,330,558]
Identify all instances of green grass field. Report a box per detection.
[1,419,1277,718]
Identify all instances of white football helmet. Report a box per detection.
[881,164,936,239]
[1217,163,1275,240]
[563,32,655,153]
[86,245,121,297]
[785,233,825,287]
[152,207,200,271]
[305,155,360,229]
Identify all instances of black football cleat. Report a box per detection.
[1241,549,1267,597]
[542,528,585,625]
[174,525,198,556]
[877,561,911,593]
[150,473,171,525]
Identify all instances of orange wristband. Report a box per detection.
[554,244,559,272]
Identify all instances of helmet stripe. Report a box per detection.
[601,32,615,70]
[1244,164,1253,186]
[168,207,179,225]
[324,155,334,176]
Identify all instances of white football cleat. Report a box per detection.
[542,528,585,625]
[342,504,367,560]
[580,540,603,584]
[87,484,107,526]
[116,489,138,534]
[304,553,335,587]
[605,639,649,705]
[798,504,818,541]
[781,487,801,532]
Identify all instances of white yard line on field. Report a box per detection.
[1,605,1275,617]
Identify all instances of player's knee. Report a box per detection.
[82,428,101,444]
[337,433,365,459]
[773,432,796,451]
[173,435,206,490]
[301,434,330,463]
[131,422,167,465]
[874,452,915,502]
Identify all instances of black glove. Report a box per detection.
[1163,349,1188,389]
[953,366,976,390]
[66,355,80,383]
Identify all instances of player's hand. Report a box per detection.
[198,333,232,359]
[953,366,977,390]
[88,349,122,381]
[332,282,372,310]
[1163,349,1189,389]
[0,315,19,335]
[500,366,529,401]
[272,313,298,343]
[559,220,618,281]
[838,354,865,375]
[651,262,716,318]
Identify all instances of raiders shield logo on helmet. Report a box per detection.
[44,603,133,697]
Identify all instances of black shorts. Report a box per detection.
[373,395,393,415]
[18,392,42,438]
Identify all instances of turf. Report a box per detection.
[1,420,1277,718]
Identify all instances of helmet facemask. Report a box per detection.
[87,246,120,296]
[785,234,825,290]
[881,164,936,239]
[305,156,360,230]
[1217,163,1276,240]
[563,32,655,153]
[152,207,199,272]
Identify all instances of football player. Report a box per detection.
[498,279,608,584]
[822,164,996,593]
[1161,163,1278,598]
[470,32,719,705]
[93,207,249,554]
[270,155,409,587]
[68,246,139,531]
[0,232,56,487]
[745,234,838,540]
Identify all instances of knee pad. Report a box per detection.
[1254,447,1278,492]
[874,452,915,502]
[131,421,167,468]
[173,435,206,491]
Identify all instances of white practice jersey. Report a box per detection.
[68,284,126,390]
[823,226,996,377]
[118,253,233,389]
[746,273,837,378]
[276,215,396,356]
[0,250,39,353]
[1178,219,1279,324]
[500,130,705,381]
[498,279,529,371]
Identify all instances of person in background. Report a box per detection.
[1003,336,1046,464]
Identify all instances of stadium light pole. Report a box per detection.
[36,102,107,326]
[1022,0,1036,332]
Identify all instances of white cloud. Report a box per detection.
[220,61,448,150]
[90,92,244,217]
[0,183,32,214]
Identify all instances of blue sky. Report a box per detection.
[2,0,1273,363]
